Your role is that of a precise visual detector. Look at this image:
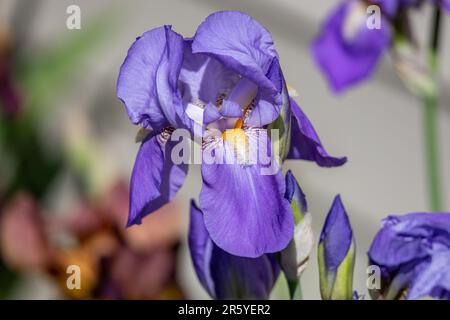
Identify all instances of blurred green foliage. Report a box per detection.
[0,12,116,297]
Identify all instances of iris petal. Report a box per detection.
[189,201,215,296]
[288,98,347,167]
[408,246,450,300]
[180,41,238,105]
[117,26,185,129]
[220,100,243,118]
[199,133,294,258]
[368,212,450,299]
[369,213,450,267]
[192,11,283,127]
[246,58,284,127]
[192,11,278,92]
[203,102,222,125]
[127,132,188,226]
[189,201,280,299]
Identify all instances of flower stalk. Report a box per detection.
[423,7,443,211]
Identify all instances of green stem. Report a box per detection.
[287,279,303,300]
[422,7,443,212]
[423,93,442,211]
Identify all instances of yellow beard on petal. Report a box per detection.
[222,128,250,164]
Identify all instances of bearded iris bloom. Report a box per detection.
[117,11,346,258]
[369,212,450,300]
[189,201,279,299]
[312,0,449,93]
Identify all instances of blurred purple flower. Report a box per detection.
[369,212,450,300]
[189,201,279,299]
[312,0,449,93]
[0,34,21,116]
[117,11,346,258]
[312,0,391,93]
[0,67,20,116]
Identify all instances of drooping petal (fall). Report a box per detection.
[127,132,187,226]
[288,98,347,167]
[199,131,294,258]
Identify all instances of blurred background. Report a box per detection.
[0,0,449,299]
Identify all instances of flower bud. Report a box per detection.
[318,195,355,300]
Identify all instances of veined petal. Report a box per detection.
[203,102,222,124]
[117,26,185,129]
[127,132,188,226]
[288,98,347,167]
[192,11,278,93]
[407,245,450,300]
[192,12,285,127]
[199,132,294,258]
[179,41,238,105]
[311,1,391,92]
[368,212,450,300]
[246,58,284,127]
[369,213,450,268]
[189,201,279,299]
[368,222,429,268]
[220,100,243,118]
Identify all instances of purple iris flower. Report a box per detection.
[369,212,450,300]
[189,201,279,299]
[312,0,392,93]
[117,11,346,258]
[312,0,448,93]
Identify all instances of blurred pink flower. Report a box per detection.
[0,182,183,299]
[0,193,49,272]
